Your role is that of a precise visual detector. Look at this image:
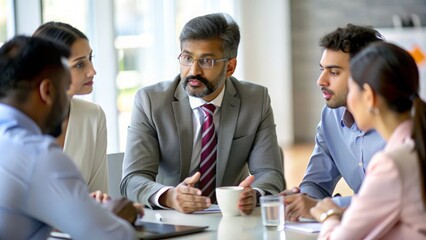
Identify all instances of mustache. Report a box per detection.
[184,75,209,86]
[321,87,334,95]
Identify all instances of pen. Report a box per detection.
[155,213,164,222]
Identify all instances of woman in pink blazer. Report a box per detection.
[310,42,426,239]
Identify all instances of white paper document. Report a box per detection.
[193,204,221,214]
[285,222,322,233]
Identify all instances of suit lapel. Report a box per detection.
[172,77,193,182]
[216,78,240,186]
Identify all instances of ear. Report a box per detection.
[225,58,237,77]
[362,83,377,109]
[38,79,54,106]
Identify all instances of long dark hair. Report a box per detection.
[33,21,87,48]
[350,42,426,205]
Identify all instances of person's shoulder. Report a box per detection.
[70,98,105,118]
[22,134,74,168]
[71,97,100,109]
[228,77,268,99]
[0,134,81,195]
[383,140,416,166]
[36,145,84,181]
[0,119,77,173]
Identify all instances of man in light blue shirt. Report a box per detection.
[282,24,386,221]
[0,36,138,239]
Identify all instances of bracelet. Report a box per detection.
[319,209,341,222]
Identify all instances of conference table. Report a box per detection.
[139,207,319,240]
[49,206,320,239]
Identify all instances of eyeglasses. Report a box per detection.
[177,53,229,69]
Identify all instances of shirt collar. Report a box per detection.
[341,108,355,128]
[189,85,225,110]
[0,103,42,135]
[385,120,413,151]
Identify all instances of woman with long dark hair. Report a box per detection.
[34,22,108,194]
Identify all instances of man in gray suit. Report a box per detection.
[121,13,285,214]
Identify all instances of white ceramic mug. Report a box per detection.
[216,186,244,217]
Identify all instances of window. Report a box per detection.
[42,0,91,105]
[0,0,10,45]
[6,0,293,151]
[40,0,237,152]
[42,0,88,33]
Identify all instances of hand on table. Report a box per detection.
[161,172,211,214]
[279,186,300,196]
[310,198,344,223]
[90,190,111,204]
[238,175,256,215]
[281,192,317,222]
[103,197,144,224]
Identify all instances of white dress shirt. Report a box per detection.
[150,87,225,207]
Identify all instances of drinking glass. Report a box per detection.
[260,195,285,231]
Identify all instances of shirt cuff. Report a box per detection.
[331,196,352,208]
[253,188,265,206]
[299,183,329,199]
[149,186,173,209]
[253,188,265,196]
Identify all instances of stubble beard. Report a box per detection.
[325,92,347,109]
[183,66,227,98]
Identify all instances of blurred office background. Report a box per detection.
[1,0,425,157]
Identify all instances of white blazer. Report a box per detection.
[64,98,108,193]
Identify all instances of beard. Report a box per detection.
[48,122,63,137]
[325,97,346,109]
[46,96,68,138]
[182,65,227,98]
[322,87,348,109]
[46,109,66,137]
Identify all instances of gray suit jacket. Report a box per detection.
[121,75,285,207]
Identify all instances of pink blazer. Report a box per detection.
[320,120,426,239]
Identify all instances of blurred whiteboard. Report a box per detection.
[377,27,426,100]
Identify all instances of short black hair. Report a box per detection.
[179,13,240,58]
[319,24,384,57]
[0,35,70,101]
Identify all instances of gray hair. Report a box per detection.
[179,13,240,58]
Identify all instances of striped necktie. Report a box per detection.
[199,104,217,202]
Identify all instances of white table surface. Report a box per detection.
[139,207,319,240]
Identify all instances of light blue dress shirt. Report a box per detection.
[0,104,136,240]
[300,106,386,207]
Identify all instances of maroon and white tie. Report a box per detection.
[199,104,217,201]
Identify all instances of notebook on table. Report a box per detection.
[50,222,208,240]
